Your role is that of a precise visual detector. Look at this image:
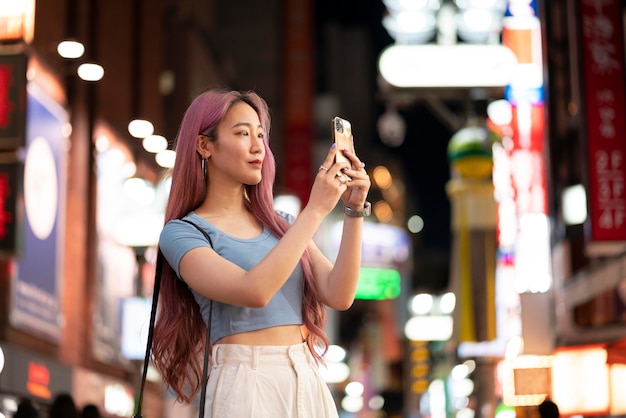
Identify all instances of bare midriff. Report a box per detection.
[215,324,306,346]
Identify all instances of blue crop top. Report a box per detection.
[158,212,303,343]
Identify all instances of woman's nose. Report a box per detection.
[251,136,264,153]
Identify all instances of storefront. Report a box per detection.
[0,342,72,417]
[72,368,135,417]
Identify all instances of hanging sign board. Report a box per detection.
[580,0,626,247]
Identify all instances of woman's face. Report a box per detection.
[206,101,266,186]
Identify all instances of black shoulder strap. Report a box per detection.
[133,249,164,418]
[180,218,214,247]
[133,218,214,418]
[180,219,214,418]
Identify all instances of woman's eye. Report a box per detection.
[237,130,249,136]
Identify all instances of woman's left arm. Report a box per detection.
[308,216,364,310]
[310,147,371,310]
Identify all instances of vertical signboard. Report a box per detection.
[0,53,26,150]
[91,146,138,363]
[501,0,552,294]
[0,159,21,255]
[10,82,67,341]
[580,0,626,245]
[0,54,26,255]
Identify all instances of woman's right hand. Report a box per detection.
[305,144,351,216]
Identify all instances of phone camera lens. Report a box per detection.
[336,119,343,133]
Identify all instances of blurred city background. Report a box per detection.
[0,0,625,417]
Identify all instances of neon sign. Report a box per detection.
[26,361,51,399]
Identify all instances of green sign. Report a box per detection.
[355,267,401,300]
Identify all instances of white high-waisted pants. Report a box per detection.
[204,342,339,418]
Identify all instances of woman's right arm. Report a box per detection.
[176,146,350,308]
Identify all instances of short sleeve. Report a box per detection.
[158,218,213,279]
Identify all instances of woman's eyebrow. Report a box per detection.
[231,122,263,129]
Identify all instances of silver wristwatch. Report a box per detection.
[344,201,371,217]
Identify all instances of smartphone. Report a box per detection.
[332,116,355,164]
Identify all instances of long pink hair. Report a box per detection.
[151,89,328,403]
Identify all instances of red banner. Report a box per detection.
[581,0,626,242]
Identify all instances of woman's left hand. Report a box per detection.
[337,146,371,210]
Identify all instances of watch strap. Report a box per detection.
[344,201,371,217]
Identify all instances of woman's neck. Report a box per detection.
[197,186,248,218]
[195,186,263,238]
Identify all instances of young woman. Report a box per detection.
[152,89,371,417]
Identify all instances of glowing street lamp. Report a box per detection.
[128,119,154,139]
[57,39,85,59]
[77,62,104,82]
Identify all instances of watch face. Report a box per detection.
[24,136,58,240]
